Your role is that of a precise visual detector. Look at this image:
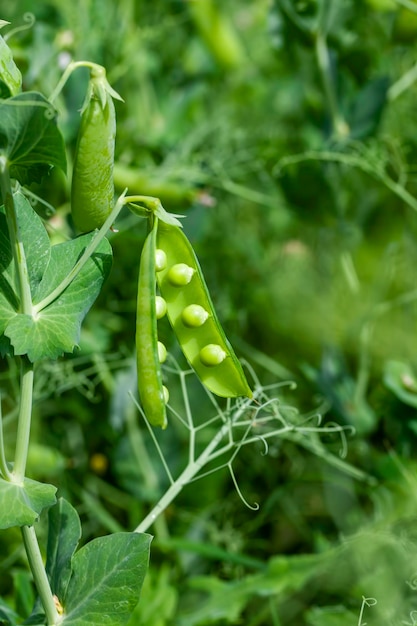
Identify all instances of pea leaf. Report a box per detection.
[0,599,19,626]
[61,533,151,625]
[346,76,389,139]
[46,499,82,602]
[0,477,56,529]
[1,193,113,362]
[0,207,18,350]
[0,92,67,185]
[5,233,113,361]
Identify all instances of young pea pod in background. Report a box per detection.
[136,217,168,429]
[156,221,252,400]
[0,22,22,97]
[71,65,122,233]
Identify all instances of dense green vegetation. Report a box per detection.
[2,0,417,624]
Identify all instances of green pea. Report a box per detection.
[167,263,195,286]
[156,222,252,399]
[157,341,167,363]
[155,249,167,272]
[71,67,117,233]
[181,304,209,328]
[155,296,167,319]
[162,385,170,404]
[199,344,226,366]
[136,218,167,429]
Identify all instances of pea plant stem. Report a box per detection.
[134,396,253,534]
[315,32,349,139]
[276,151,417,214]
[0,397,12,481]
[13,357,34,482]
[22,526,61,625]
[134,419,230,533]
[0,158,59,625]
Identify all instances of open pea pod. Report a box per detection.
[156,221,252,399]
[136,217,167,429]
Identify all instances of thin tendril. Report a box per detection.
[129,392,174,485]
[228,463,259,511]
[4,13,35,41]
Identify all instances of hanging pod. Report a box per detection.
[156,221,252,399]
[71,66,120,233]
[136,217,168,429]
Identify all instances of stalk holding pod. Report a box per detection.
[71,65,122,232]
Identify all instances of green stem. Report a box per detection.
[13,357,34,482]
[133,395,254,534]
[388,60,417,101]
[276,151,417,213]
[49,60,99,104]
[0,396,12,481]
[134,420,230,533]
[22,526,61,625]
[33,191,126,314]
[315,33,349,139]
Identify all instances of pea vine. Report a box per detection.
[0,17,367,626]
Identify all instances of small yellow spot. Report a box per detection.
[53,594,64,615]
[90,453,108,475]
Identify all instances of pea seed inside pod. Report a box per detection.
[155,249,167,272]
[157,341,167,363]
[167,263,195,286]
[162,385,170,404]
[199,344,227,367]
[181,304,209,328]
[155,296,167,319]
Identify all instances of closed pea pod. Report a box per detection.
[71,66,121,233]
[156,222,252,399]
[136,217,168,429]
[0,31,22,96]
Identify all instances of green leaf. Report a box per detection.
[305,606,362,626]
[0,206,18,344]
[0,92,66,185]
[347,76,389,139]
[0,193,112,360]
[126,565,178,626]
[16,191,51,301]
[46,498,82,601]
[12,570,35,621]
[0,597,19,626]
[5,232,112,362]
[21,615,45,625]
[62,532,151,626]
[0,477,56,529]
[383,360,417,408]
[178,553,329,625]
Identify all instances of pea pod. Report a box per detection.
[136,218,168,429]
[156,222,252,399]
[71,67,119,233]
[0,29,22,96]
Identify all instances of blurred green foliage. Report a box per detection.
[2,0,417,623]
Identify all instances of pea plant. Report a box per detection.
[0,19,362,626]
